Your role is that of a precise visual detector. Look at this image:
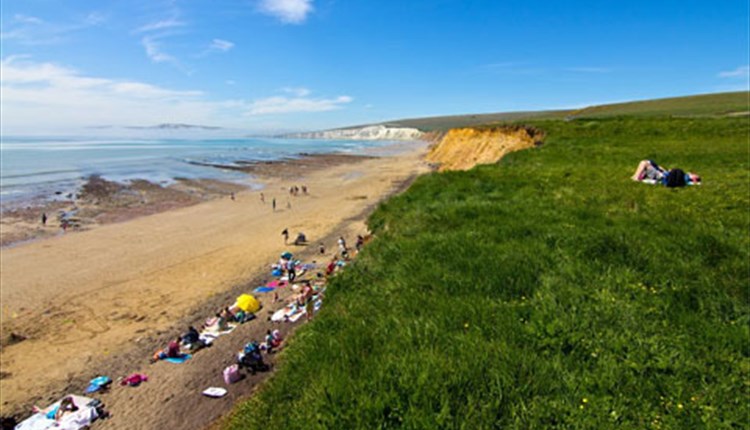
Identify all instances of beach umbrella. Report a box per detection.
[235,294,260,313]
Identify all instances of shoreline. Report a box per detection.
[0,152,377,248]
[0,140,430,426]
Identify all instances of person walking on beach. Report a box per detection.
[319,243,325,255]
[272,198,276,211]
[230,192,235,201]
[41,212,47,226]
[356,235,364,252]
[260,192,265,203]
[282,228,289,244]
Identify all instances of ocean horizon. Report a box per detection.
[0,135,402,207]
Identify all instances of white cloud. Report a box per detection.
[142,36,177,63]
[0,57,352,133]
[84,12,107,26]
[134,18,186,33]
[0,57,226,132]
[258,0,314,24]
[718,65,750,78]
[246,95,352,115]
[282,87,311,97]
[210,38,234,52]
[1,12,102,45]
[14,14,43,25]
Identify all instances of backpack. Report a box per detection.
[665,168,687,188]
[223,364,241,384]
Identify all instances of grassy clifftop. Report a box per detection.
[225,112,749,428]
[385,91,748,131]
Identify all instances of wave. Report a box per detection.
[1,168,82,180]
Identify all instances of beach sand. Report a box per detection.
[0,141,430,426]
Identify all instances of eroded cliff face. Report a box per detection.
[426,126,543,171]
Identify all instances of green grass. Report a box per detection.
[225,116,749,429]
[569,92,749,119]
[383,92,748,131]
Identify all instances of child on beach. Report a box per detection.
[282,228,289,244]
[356,235,364,252]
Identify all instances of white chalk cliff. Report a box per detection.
[286,125,423,141]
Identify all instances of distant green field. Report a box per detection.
[225,109,749,429]
[569,91,749,119]
[386,92,748,131]
[383,109,570,132]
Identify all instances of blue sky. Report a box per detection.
[1,0,748,135]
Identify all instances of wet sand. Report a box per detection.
[0,142,430,427]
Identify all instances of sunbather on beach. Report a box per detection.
[262,329,282,353]
[54,396,78,421]
[181,326,205,351]
[32,396,79,421]
[152,337,182,362]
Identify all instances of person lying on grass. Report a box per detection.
[631,159,701,186]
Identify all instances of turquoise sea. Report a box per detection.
[0,136,398,207]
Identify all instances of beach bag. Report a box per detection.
[666,168,687,188]
[223,364,241,384]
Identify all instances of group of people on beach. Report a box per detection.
[289,185,307,196]
[146,230,362,381]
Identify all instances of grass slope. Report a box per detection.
[384,109,570,132]
[385,92,748,132]
[225,116,749,429]
[569,91,749,119]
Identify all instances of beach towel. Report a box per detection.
[266,280,288,288]
[120,373,148,387]
[164,353,192,364]
[271,304,300,322]
[254,286,275,293]
[16,395,99,430]
[85,376,111,393]
[202,387,227,398]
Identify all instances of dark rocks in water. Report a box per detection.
[55,191,62,195]
[79,175,124,201]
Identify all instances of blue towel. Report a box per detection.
[164,354,192,364]
[254,286,275,293]
[86,375,112,393]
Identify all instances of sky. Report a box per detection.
[1,0,748,135]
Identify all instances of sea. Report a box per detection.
[0,135,403,208]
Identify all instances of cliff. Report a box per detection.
[286,125,423,141]
[426,126,544,171]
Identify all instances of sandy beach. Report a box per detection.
[0,141,430,427]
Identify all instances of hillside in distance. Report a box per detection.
[383,91,749,131]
